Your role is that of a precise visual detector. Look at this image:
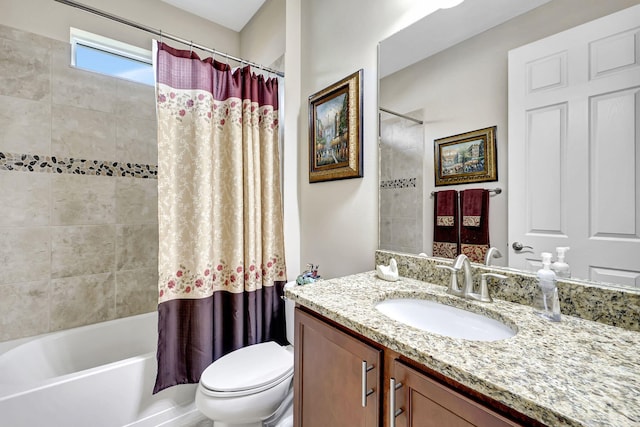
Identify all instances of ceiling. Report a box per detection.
[379,0,553,78]
[161,0,267,32]
[162,0,553,73]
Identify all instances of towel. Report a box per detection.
[432,190,459,258]
[460,189,490,262]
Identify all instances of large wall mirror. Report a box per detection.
[378,0,640,290]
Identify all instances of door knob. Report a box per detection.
[512,242,533,251]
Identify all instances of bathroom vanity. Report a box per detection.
[286,269,640,427]
[294,307,522,426]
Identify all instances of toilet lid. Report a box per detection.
[200,341,293,393]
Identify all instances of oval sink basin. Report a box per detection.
[375,298,516,341]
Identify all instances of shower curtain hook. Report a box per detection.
[159,30,163,45]
[189,41,193,55]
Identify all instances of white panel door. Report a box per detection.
[508,5,640,287]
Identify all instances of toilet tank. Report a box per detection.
[284,281,296,345]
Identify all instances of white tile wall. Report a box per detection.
[0,24,159,341]
[379,115,424,254]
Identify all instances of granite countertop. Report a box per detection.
[286,271,640,427]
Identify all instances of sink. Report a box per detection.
[375,298,516,341]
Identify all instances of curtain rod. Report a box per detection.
[53,0,285,78]
[379,107,424,125]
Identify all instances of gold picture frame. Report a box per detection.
[308,69,363,183]
[434,126,498,187]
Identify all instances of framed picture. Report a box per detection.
[434,126,497,186]
[308,69,363,183]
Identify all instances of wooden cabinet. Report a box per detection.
[294,307,534,427]
[389,360,520,427]
[294,308,382,427]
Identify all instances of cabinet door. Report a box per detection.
[294,308,381,427]
[390,360,520,427]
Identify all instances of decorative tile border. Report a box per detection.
[380,177,416,189]
[0,152,157,179]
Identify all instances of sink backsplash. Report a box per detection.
[376,250,640,332]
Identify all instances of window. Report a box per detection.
[70,28,154,86]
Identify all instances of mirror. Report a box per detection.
[378,0,640,289]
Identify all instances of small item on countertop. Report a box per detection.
[535,252,560,322]
[551,246,571,278]
[376,258,399,282]
[551,287,561,322]
[296,263,321,285]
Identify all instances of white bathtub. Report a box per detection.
[0,312,204,427]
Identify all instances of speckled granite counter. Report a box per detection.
[375,250,640,332]
[286,272,640,427]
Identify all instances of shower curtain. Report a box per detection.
[153,42,287,393]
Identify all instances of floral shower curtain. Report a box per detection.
[153,42,287,393]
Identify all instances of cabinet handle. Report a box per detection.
[389,378,404,427]
[361,361,374,407]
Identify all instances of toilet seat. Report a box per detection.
[200,341,293,398]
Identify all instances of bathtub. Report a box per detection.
[0,312,204,427]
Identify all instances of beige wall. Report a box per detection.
[298,1,421,279]
[282,0,302,280]
[240,0,285,68]
[0,0,238,54]
[380,0,640,263]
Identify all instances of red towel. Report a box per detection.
[460,189,489,262]
[433,190,459,258]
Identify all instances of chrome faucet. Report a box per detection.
[454,254,475,297]
[484,247,502,266]
[467,272,507,302]
[437,254,506,303]
[436,254,473,297]
[436,264,463,296]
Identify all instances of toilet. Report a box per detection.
[195,282,296,427]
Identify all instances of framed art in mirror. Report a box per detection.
[434,126,497,186]
[308,69,363,183]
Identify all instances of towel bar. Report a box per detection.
[431,187,501,197]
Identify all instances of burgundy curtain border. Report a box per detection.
[153,281,286,394]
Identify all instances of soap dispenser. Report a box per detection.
[551,247,571,278]
[535,252,561,322]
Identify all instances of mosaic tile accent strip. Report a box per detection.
[380,177,416,189]
[0,152,157,179]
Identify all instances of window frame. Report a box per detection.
[70,27,154,86]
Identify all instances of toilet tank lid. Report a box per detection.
[200,341,293,392]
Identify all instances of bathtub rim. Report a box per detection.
[0,311,159,396]
[0,311,157,356]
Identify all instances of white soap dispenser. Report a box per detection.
[535,252,560,322]
[551,247,571,278]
